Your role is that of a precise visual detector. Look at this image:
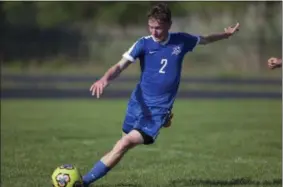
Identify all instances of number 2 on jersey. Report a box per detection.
[159,59,167,74]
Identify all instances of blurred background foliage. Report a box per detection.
[0,1,282,77]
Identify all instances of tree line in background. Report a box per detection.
[0,1,281,66]
[1,1,256,28]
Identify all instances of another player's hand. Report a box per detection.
[89,79,109,98]
[224,22,240,37]
[267,57,282,69]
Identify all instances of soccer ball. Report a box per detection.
[51,164,83,187]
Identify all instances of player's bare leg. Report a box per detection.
[82,130,144,186]
[101,130,143,166]
[101,132,138,160]
[97,111,172,170]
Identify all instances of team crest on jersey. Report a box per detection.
[172,46,181,55]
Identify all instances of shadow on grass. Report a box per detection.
[169,178,282,186]
[92,183,142,187]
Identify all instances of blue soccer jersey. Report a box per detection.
[123,32,200,109]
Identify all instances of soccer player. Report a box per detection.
[83,3,240,186]
[267,57,282,69]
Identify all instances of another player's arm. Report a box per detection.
[89,58,132,98]
[198,23,240,45]
[268,57,282,69]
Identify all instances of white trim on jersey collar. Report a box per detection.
[151,33,171,45]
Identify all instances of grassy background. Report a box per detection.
[1,99,282,187]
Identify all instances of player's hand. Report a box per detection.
[89,79,109,98]
[224,22,240,37]
[268,57,282,69]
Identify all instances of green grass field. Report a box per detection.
[1,99,282,187]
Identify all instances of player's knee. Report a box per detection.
[121,135,141,149]
[113,135,140,154]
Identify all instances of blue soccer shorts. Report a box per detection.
[122,101,171,145]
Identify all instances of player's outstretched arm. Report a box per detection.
[89,58,132,98]
[199,23,240,45]
[267,57,282,69]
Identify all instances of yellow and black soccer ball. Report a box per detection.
[51,164,83,187]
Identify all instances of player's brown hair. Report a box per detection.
[147,3,172,23]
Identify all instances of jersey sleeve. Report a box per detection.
[122,38,145,62]
[180,32,200,52]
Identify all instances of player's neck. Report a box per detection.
[152,33,170,45]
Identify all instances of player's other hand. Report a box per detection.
[224,22,240,37]
[89,79,109,98]
[268,57,282,69]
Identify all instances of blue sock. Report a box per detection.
[82,160,110,186]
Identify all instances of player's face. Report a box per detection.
[148,18,171,42]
